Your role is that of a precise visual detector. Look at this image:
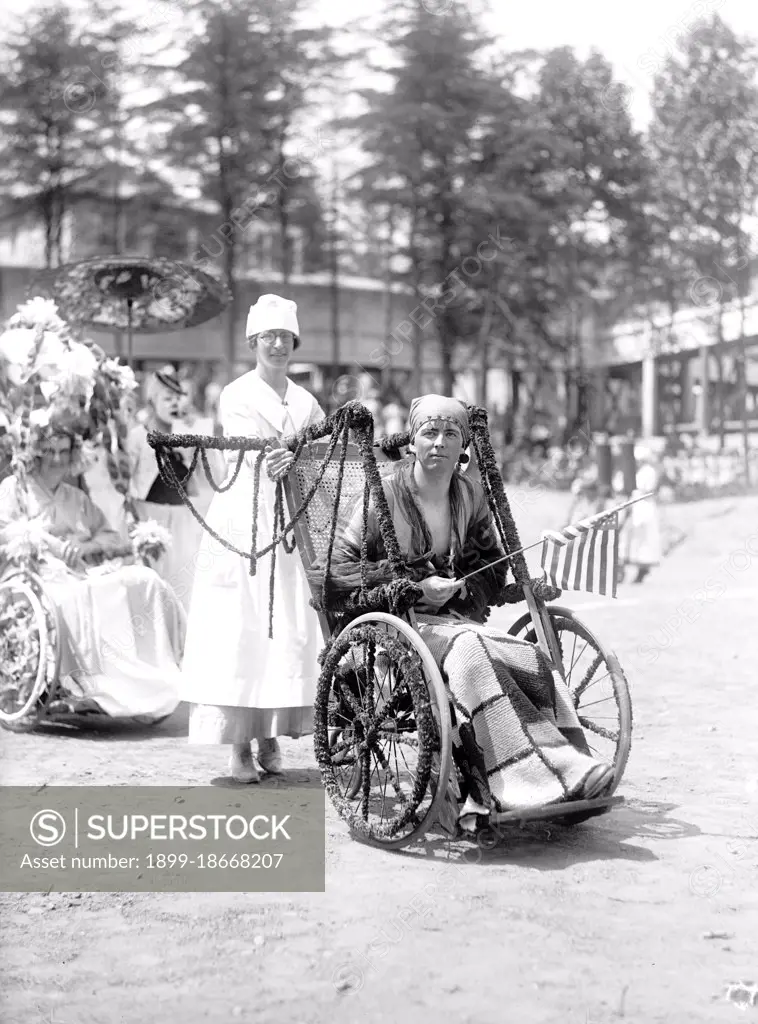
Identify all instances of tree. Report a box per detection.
[254,0,338,287]
[143,0,335,379]
[346,0,502,395]
[648,14,758,456]
[0,3,114,265]
[530,47,651,439]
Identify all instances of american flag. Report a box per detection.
[540,508,620,598]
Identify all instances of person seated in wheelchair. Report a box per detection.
[329,395,615,829]
[0,428,183,720]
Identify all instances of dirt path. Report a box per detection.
[2,494,758,1024]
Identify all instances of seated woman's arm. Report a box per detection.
[445,490,508,622]
[76,491,132,562]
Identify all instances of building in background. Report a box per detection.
[588,289,758,442]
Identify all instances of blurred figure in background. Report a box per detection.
[127,366,204,613]
[620,443,663,584]
[80,389,140,539]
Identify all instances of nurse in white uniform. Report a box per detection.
[180,295,325,782]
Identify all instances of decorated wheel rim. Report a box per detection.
[0,577,51,723]
[508,606,632,791]
[314,613,453,849]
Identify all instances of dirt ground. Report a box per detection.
[2,491,758,1024]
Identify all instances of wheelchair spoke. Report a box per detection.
[577,691,616,711]
[372,745,405,805]
[336,676,363,720]
[579,716,619,742]
[372,682,411,731]
[572,653,605,701]
[370,748,393,821]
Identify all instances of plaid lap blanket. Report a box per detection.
[417,617,603,814]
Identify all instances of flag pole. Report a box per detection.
[456,491,655,585]
[457,539,545,583]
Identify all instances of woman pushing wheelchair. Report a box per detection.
[326,395,615,832]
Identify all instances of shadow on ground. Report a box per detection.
[377,797,701,871]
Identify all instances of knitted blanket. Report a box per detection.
[417,616,603,815]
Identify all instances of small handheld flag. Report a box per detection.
[540,507,620,598]
[456,492,653,597]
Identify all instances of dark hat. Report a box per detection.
[153,365,185,396]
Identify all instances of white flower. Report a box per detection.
[102,358,137,392]
[8,297,67,333]
[2,517,48,563]
[130,519,172,560]
[56,341,98,403]
[77,439,99,472]
[0,326,69,385]
[29,407,52,428]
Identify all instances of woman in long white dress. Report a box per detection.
[0,432,183,719]
[180,294,325,782]
[621,445,663,583]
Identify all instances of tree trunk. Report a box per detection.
[381,205,395,393]
[43,188,53,269]
[328,171,340,405]
[276,142,291,289]
[221,185,237,383]
[737,279,750,485]
[476,283,494,407]
[439,323,455,396]
[409,200,422,396]
[716,306,726,451]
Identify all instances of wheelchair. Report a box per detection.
[150,402,633,850]
[0,555,174,731]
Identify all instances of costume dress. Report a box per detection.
[0,476,183,718]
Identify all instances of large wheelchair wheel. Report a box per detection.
[314,612,453,850]
[508,606,632,792]
[0,573,61,727]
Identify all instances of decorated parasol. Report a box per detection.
[30,255,231,368]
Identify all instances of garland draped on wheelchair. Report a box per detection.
[149,400,632,849]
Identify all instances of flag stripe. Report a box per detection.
[540,512,619,599]
[573,531,587,591]
[598,520,609,595]
[586,529,596,592]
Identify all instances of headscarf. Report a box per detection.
[246,293,300,348]
[408,394,470,448]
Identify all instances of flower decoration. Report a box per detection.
[0,296,137,491]
[1,517,48,570]
[8,297,69,334]
[130,520,172,563]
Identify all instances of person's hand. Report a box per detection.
[59,540,86,571]
[265,447,295,482]
[416,575,466,613]
[77,541,106,564]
